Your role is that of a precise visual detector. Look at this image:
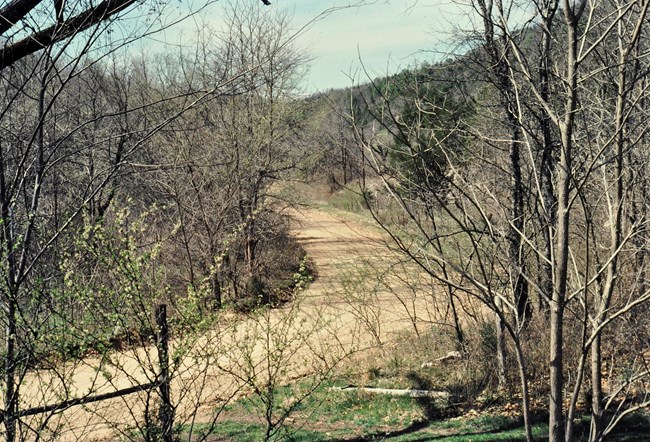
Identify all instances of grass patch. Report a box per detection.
[301,388,425,429]
[201,420,331,442]
[328,187,372,214]
[216,379,426,441]
[392,414,548,441]
[194,410,549,441]
[201,376,650,441]
[206,378,528,441]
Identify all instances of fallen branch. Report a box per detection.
[421,351,464,368]
[330,385,450,401]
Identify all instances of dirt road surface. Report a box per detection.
[16,207,437,441]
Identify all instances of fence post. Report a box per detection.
[156,304,173,442]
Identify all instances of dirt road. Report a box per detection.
[16,206,435,441]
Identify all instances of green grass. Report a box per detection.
[192,414,548,441]
[198,379,650,442]
[199,414,650,441]
[205,379,512,441]
[219,383,424,431]
[199,420,331,442]
[302,389,424,429]
[382,420,548,441]
[327,187,372,214]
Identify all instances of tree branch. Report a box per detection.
[0,0,138,70]
[0,0,42,36]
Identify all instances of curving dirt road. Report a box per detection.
[15,206,437,441]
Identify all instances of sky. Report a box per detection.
[279,1,462,92]
[153,0,468,93]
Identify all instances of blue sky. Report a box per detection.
[142,1,466,92]
[270,0,461,91]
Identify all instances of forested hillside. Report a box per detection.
[0,0,650,441]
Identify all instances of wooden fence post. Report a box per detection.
[156,304,173,442]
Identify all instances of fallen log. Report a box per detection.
[420,351,464,368]
[330,385,450,403]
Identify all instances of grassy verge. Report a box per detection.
[198,391,549,441]
[190,374,650,442]
[199,409,650,441]
[193,377,524,441]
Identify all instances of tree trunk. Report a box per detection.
[496,308,507,389]
[549,297,565,442]
[549,4,581,439]
[514,338,534,442]
[590,333,604,441]
[211,270,222,310]
[507,112,530,324]
[156,305,173,442]
[538,1,557,317]
[590,41,629,441]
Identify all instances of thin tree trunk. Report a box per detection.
[211,268,222,310]
[566,347,588,441]
[496,310,507,389]
[549,297,565,442]
[590,37,628,442]
[156,305,173,442]
[431,215,465,348]
[514,338,534,442]
[507,110,530,324]
[549,4,581,439]
[590,332,604,441]
[539,1,557,317]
